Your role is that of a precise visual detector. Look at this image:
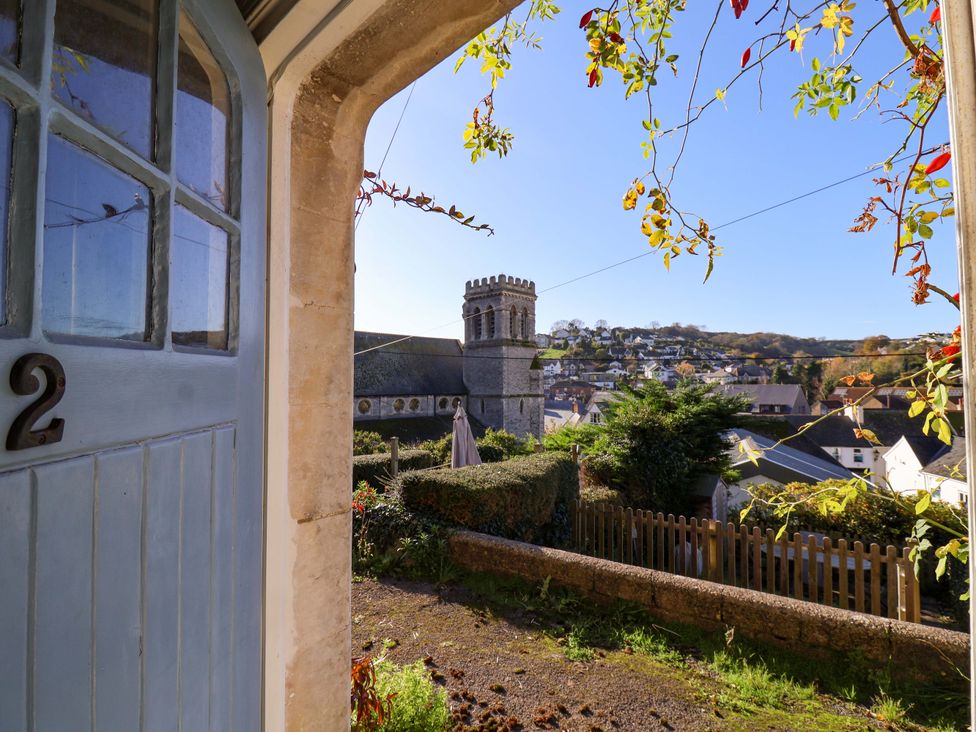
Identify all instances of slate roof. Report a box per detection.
[354,331,465,397]
[899,435,950,467]
[922,440,968,480]
[728,429,854,484]
[784,410,946,449]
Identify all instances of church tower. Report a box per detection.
[462,274,544,439]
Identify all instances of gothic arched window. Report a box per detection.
[510,306,517,339]
[472,307,482,340]
[485,305,495,339]
[521,308,529,340]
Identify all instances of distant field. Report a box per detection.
[537,348,569,359]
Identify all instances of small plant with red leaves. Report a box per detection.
[351,655,396,732]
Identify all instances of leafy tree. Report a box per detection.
[581,381,750,512]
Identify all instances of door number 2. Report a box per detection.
[6,353,66,451]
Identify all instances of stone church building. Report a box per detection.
[354,275,544,440]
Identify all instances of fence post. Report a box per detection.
[571,444,580,464]
[390,437,399,478]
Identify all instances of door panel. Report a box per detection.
[0,1,266,730]
[1,427,242,730]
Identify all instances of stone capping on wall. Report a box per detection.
[448,530,970,684]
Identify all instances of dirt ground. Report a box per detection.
[352,577,904,732]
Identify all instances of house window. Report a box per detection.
[408,398,420,412]
[438,397,449,410]
[357,399,371,414]
[6,2,241,349]
[393,398,404,413]
[853,449,864,464]
[453,397,462,409]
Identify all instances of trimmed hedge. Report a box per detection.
[398,451,579,546]
[353,449,434,490]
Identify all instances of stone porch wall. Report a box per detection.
[448,530,970,684]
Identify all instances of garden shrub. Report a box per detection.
[371,660,450,732]
[580,485,624,506]
[416,433,452,465]
[354,430,389,456]
[419,427,532,465]
[353,486,454,582]
[352,449,434,490]
[398,451,579,546]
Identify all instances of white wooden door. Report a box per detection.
[0,1,266,730]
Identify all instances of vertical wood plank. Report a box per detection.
[838,539,849,611]
[854,541,865,613]
[144,439,182,732]
[752,527,762,592]
[626,508,634,564]
[870,543,882,617]
[94,448,144,732]
[765,529,776,594]
[712,521,725,584]
[793,534,804,601]
[666,514,675,574]
[635,510,644,567]
[0,470,31,732]
[739,524,749,588]
[180,432,214,732]
[807,535,819,604]
[597,504,605,559]
[886,545,899,620]
[726,522,736,586]
[690,518,699,579]
[677,516,687,575]
[904,547,920,623]
[617,506,625,563]
[701,520,711,581]
[656,513,665,571]
[822,538,834,608]
[33,457,95,731]
[211,427,236,732]
[778,530,789,596]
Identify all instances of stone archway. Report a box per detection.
[257,1,976,728]
[262,2,523,729]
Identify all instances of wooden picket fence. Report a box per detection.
[571,501,921,623]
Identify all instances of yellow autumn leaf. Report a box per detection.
[786,23,811,52]
[919,211,939,224]
[623,189,638,210]
[716,87,726,101]
[634,181,646,195]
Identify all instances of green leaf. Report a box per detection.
[936,555,947,579]
[915,491,931,515]
[908,399,926,418]
[936,417,952,445]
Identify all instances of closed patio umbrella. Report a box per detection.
[451,405,482,468]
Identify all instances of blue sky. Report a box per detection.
[355,2,958,341]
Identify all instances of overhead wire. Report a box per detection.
[354,149,939,357]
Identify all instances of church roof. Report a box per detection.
[354,331,465,397]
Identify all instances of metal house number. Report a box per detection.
[6,353,66,451]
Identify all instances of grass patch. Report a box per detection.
[537,348,569,359]
[455,570,969,731]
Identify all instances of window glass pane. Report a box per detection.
[176,11,230,211]
[43,135,152,340]
[0,0,20,65]
[172,205,228,350]
[0,101,13,325]
[51,0,158,159]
